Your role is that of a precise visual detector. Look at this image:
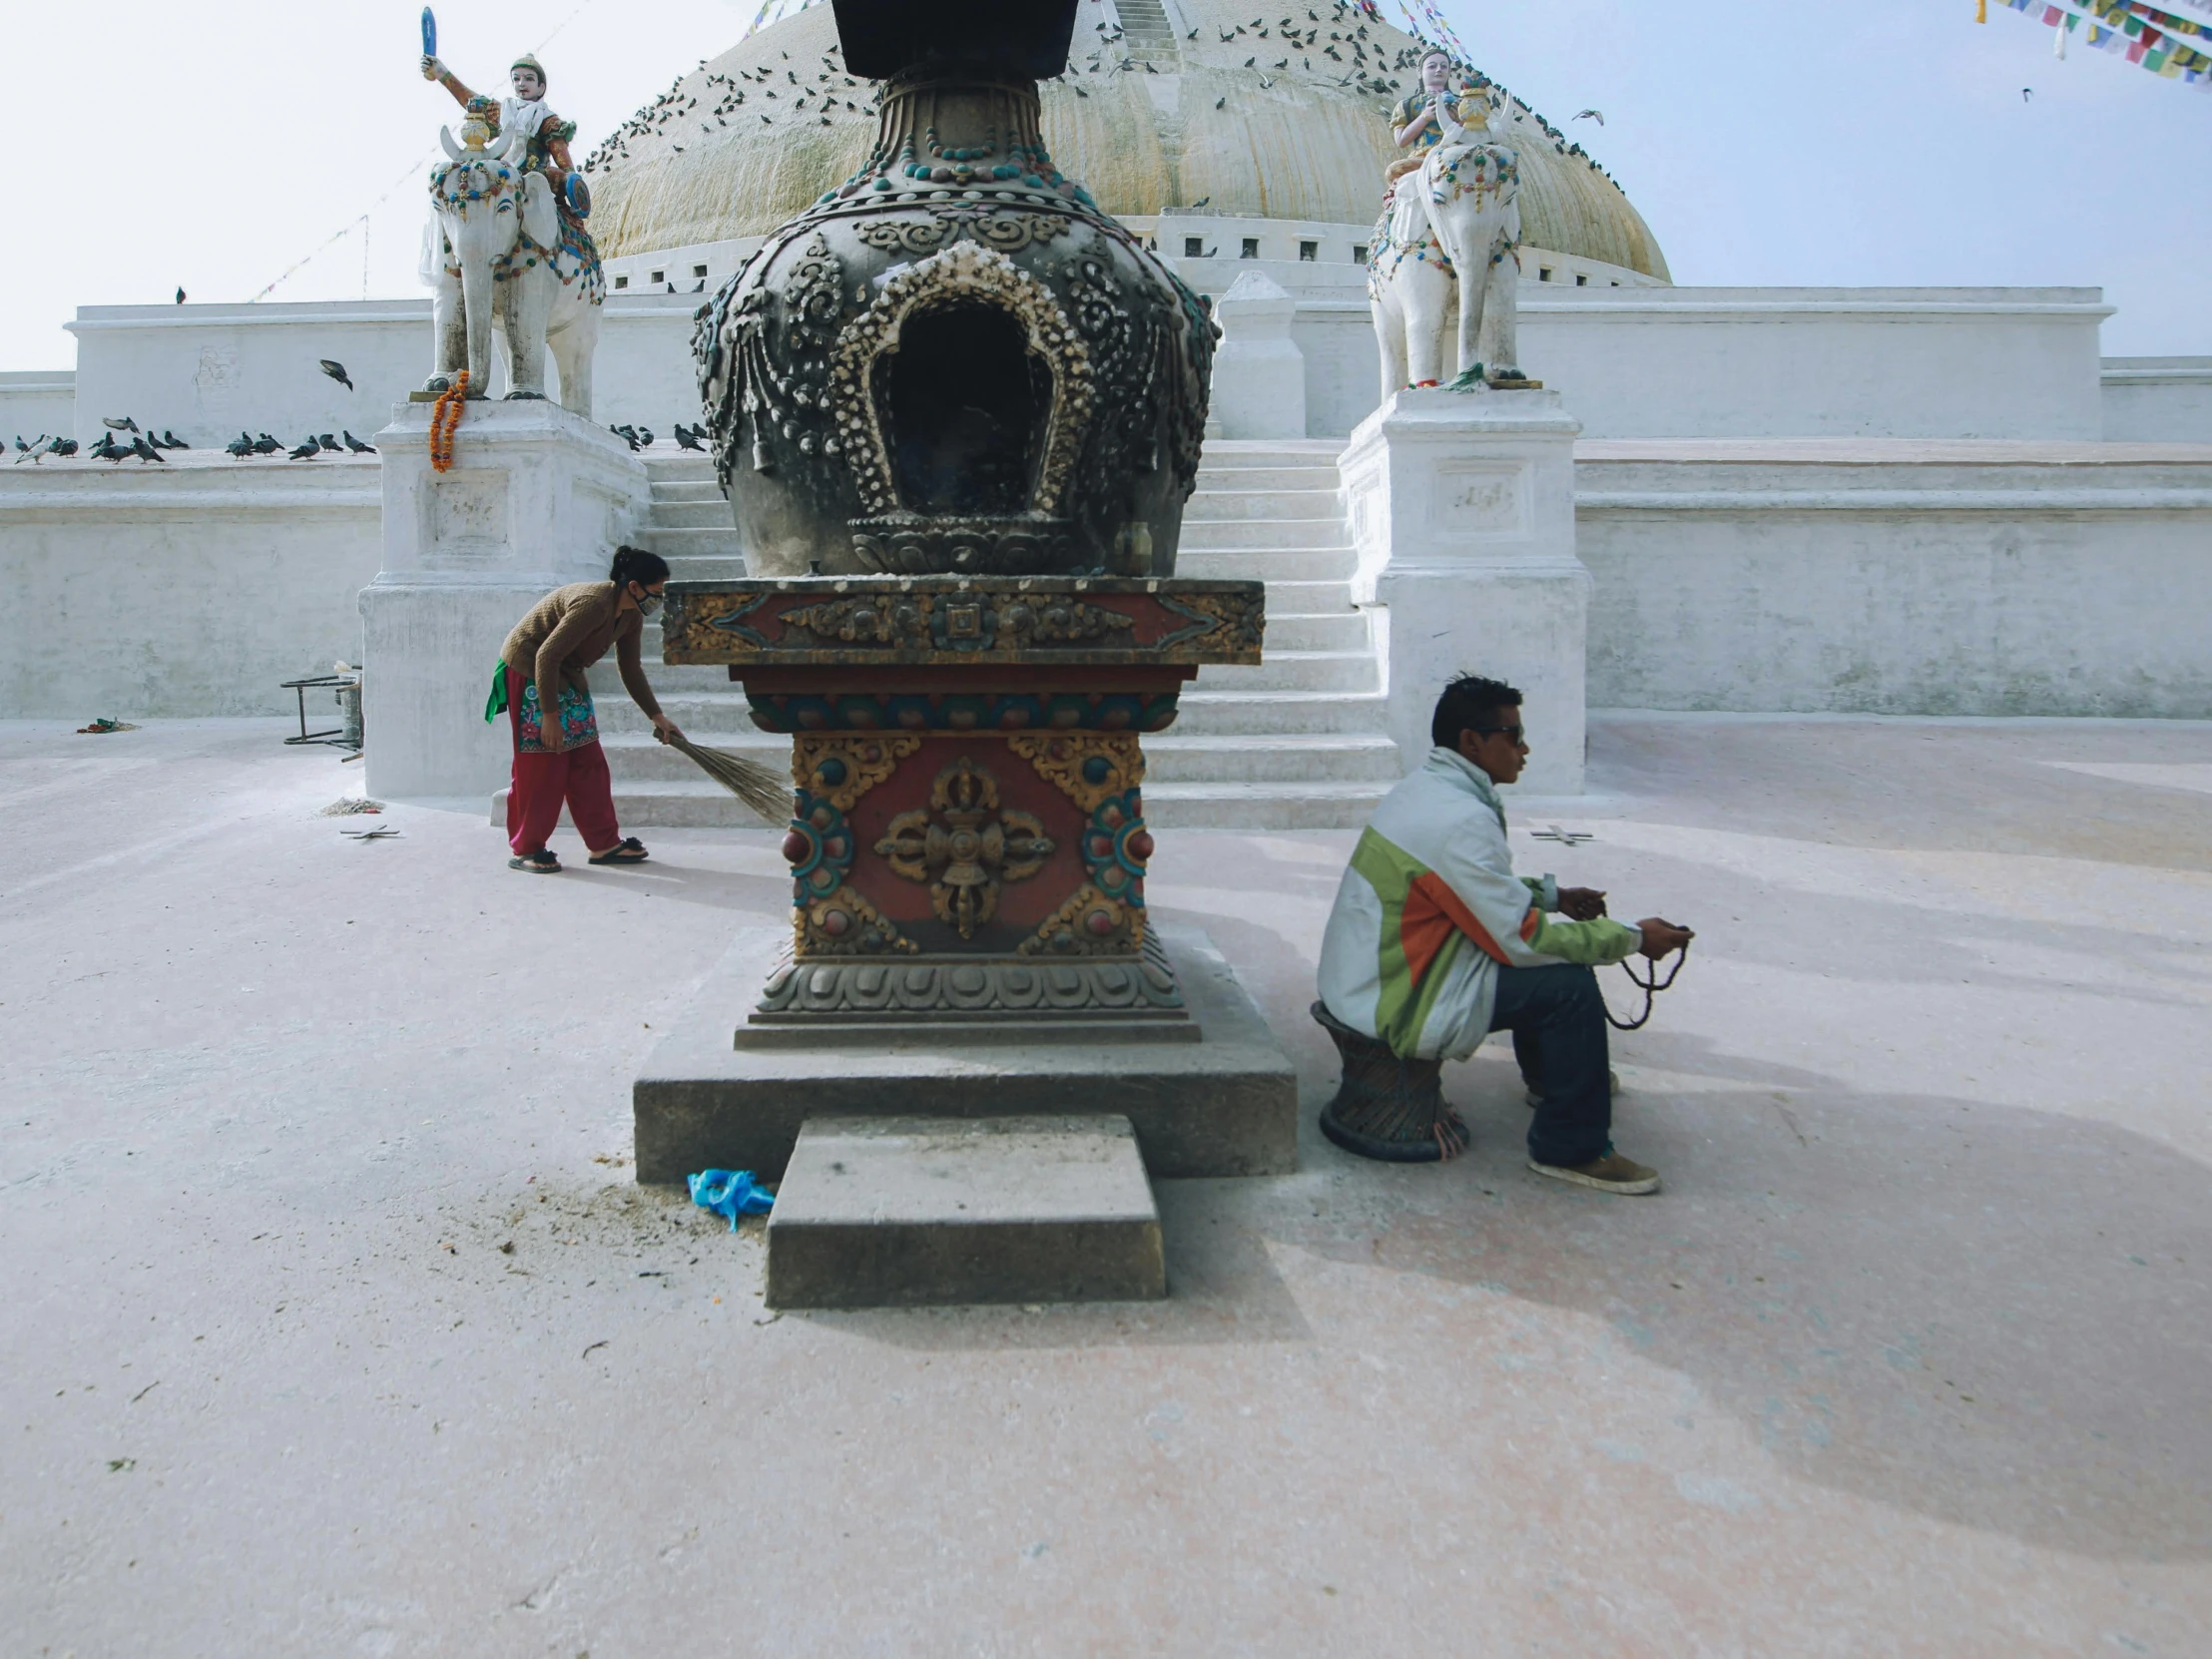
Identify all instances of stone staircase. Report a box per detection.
[564,440,1398,830]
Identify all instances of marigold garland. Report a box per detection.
[429,369,471,472]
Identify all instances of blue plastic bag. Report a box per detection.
[688,1168,775,1230]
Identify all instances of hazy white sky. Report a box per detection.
[0,0,2204,369]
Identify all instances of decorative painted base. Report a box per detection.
[661,573,1266,1033]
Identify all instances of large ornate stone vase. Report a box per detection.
[675,0,1257,1046]
[693,9,1216,579]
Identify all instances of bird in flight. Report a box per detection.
[320,359,354,391]
[1573,109,1604,126]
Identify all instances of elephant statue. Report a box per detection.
[425,114,603,415]
[1368,95,1526,397]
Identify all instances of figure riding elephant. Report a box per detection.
[1368,94,1526,397]
[425,118,604,415]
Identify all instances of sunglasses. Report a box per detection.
[1470,725,1526,744]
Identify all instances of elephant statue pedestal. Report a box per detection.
[1341,385,1590,795]
[358,398,648,800]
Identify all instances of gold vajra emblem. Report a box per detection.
[875,758,1055,938]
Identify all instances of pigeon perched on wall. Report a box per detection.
[94,434,128,463]
[48,437,77,460]
[675,423,705,452]
[130,435,168,464]
[103,416,140,434]
[176,286,187,304]
[253,433,282,454]
[610,424,641,451]
[226,433,256,457]
[289,439,322,460]
[320,359,354,391]
[317,433,341,452]
[159,430,189,448]
[9,435,35,462]
[342,431,377,454]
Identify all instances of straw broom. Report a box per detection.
[661,732,792,825]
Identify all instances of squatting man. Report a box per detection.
[1316,674,1693,1193]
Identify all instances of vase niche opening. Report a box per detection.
[887,303,1050,517]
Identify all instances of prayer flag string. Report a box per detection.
[1998,0,2212,85]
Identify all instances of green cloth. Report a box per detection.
[484,660,508,723]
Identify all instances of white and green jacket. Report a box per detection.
[1318,748,1641,1060]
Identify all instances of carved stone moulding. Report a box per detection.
[751,929,1191,1043]
[744,687,1183,737]
[851,515,1075,577]
[663,577,1265,669]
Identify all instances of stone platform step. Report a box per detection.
[1196,650,1379,693]
[1178,516,1350,550]
[764,1116,1165,1310]
[1185,487,1343,521]
[1141,780,1389,830]
[1177,547,1354,582]
[1171,689,1390,736]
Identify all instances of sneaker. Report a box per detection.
[1527,1150,1660,1195]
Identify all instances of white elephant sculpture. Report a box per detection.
[426,120,603,415]
[1368,95,1526,397]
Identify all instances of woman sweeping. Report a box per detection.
[487,546,684,872]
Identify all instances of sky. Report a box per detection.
[0,0,2204,370]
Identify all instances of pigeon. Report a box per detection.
[48,437,77,460]
[1190,196,1211,208]
[226,433,256,457]
[675,423,705,451]
[288,439,322,460]
[8,434,35,461]
[161,430,189,448]
[1215,97,1226,108]
[253,432,283,455]
[94,434,128,463]
[635,427,656,448]
[319,359,354,391]
[2022,87,2033,101]
[609,424,642,451]
[175,286,187,304]
[1573,109,1604,125]
[130,435,168,463]
[342,430,377,454]
[694,278,707,292]
[317,433,341,452]
[103,416,140,434]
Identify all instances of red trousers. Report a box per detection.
[506,668,621,855]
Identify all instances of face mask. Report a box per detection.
[637,592,663,619]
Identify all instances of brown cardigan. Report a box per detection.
[500,582,662,744]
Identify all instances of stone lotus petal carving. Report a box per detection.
[756,930,1186,1021]
[829,242,1094,521]
[874,758,1055,939]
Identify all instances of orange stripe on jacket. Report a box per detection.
[1401,870,1517,983]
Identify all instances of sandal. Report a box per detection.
[589,836,650,865]
[508,849,561,873]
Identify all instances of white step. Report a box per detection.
[644,455,719,481]
[593,690,758,734]
[1177,517,1351,550]
[1192,465,1343,493]
[651,499,736,529]
[1177,547,1353,581]
[1185,488,1343,522]
[1170,690,1389,736]
[1141,734,1401,784]
[1141,781,1389,830]
[1262,612,1369,652]
[1197,651,1378,693]
[599,730,793,784]
[651,478,726,504]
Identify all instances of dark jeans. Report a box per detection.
[1487,962,1612,1167]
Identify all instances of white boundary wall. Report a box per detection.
[55,284,2121,458]
[2102,358,2212,442]
[0,454,381,718]
[0,371,75,442]
[1575,441,2212,718]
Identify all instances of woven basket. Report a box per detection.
[1311,1000,1468,1163]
